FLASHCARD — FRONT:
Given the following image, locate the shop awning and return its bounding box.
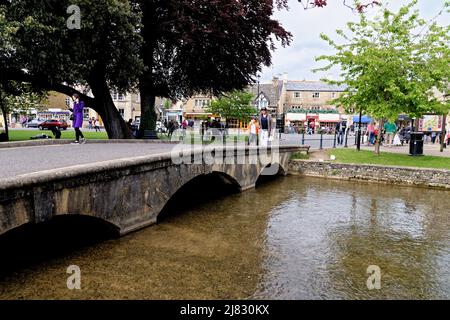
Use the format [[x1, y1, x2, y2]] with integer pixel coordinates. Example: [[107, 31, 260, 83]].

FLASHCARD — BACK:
[[353, 115, 373, 123]]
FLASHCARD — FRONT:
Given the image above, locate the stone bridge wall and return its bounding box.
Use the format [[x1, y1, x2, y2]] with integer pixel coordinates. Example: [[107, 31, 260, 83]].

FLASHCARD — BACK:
[[0, 145, 301, 236]]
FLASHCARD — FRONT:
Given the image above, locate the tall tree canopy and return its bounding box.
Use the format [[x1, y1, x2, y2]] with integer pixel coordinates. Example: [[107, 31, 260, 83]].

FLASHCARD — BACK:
[[315, 0, 450, 153], [1, 0, 143, 138], [206, 90, 257, 123], [136, 0, 292, 135], [1, 0, 291, 138]]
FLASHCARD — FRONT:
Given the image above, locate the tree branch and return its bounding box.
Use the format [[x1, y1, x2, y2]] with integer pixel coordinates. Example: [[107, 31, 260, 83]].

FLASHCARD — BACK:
[[1, 69, 95, 108]]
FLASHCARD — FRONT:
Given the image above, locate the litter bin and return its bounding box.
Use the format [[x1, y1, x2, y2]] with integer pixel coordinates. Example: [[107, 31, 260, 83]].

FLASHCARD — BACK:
[[409, 132, 424, 156]]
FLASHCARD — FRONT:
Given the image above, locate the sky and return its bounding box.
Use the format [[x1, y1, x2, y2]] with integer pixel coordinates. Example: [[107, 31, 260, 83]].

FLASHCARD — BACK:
[[260, 0, 449, 83]]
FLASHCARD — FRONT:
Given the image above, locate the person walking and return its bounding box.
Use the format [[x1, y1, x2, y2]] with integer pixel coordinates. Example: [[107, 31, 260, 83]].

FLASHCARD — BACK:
[[94, 119, 101, 132], [383, 121, 397, 147], [259, 107, 272, 147], [69, 93, 86, 144], [367, 122, 375, 145], [88, 118, 93, 130], [336, 121, 345, 146], [248, 117, 259, 146]]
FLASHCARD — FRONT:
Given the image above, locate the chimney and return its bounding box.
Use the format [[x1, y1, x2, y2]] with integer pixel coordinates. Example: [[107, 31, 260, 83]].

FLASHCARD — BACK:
[[282, 72, 288, 83], [272, 76, 279, 88]]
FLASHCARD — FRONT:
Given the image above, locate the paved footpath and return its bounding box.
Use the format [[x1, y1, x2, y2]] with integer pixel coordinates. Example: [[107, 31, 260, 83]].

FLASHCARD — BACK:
[[0, 143, 178, 180]]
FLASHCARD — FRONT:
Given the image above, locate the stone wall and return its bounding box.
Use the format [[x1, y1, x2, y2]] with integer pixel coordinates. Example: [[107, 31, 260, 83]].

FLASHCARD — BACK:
[[289, 160, 450, 190], [0, 145, 300, 237]]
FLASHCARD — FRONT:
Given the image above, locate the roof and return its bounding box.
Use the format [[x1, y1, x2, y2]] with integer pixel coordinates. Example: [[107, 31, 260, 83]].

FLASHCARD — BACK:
[[285, 81, 347, 92], [247, 82, 283, 107]]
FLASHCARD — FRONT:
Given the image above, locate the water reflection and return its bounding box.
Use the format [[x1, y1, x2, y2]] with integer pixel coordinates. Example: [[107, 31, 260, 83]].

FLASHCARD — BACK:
[[0, 177, 449, 300], [252, 178, 450, 300]]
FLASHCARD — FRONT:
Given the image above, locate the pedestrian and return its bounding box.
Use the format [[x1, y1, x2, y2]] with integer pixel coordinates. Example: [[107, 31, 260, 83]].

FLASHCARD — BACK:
[[88, 118, 93, 130], [383, 121, 397, 147], [431, 132, 437, 144], [367, 122, 375, 145], [259, 107, 272, 147], [94, 119, 101, 132], [69, 93, 86, 144], [399, 125, 406, 146], [336, 121, 345, 145], [181, 118, 188, 137], [248, 117, 259, 146]]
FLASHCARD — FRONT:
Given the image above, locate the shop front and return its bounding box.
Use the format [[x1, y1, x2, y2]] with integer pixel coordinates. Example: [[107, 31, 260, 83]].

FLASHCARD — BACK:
[[164, 109, 184, 123], [319, 113, 341, 133], [285, 112, 307, 133]]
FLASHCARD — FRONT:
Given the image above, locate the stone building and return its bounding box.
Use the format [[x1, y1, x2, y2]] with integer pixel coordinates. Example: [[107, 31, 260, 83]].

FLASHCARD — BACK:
[[182, 94, 214, 122], [282, 81, 347, 132], [248, 76, 284, 114]]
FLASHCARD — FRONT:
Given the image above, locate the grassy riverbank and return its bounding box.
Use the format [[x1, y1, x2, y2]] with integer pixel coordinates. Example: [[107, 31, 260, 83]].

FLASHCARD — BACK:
[[5, 130, 109, 141], [327, 149, 450, 170]]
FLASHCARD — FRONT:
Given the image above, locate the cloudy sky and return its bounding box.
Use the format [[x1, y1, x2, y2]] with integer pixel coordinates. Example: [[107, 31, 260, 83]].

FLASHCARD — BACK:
[[260, 0, 448, 83]]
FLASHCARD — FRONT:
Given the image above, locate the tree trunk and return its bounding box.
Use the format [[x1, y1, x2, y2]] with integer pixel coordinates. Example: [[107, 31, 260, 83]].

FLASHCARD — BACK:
[[441, 114, 447, 153], [3, 68, 131, 139], [88, 75, 133, 139], [138, 1, 158, 137], [374, 119, 384, 155], [138, 82, 157, 137], [0, 104, 9, 142]]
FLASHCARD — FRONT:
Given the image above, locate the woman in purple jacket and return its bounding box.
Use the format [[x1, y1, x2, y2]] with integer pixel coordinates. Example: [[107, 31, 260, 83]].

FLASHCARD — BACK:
[[69, 93, 86, 144]]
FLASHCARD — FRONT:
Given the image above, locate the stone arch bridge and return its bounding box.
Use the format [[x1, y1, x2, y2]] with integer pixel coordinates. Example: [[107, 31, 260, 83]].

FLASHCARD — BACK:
[[0, 144, 304, 237]]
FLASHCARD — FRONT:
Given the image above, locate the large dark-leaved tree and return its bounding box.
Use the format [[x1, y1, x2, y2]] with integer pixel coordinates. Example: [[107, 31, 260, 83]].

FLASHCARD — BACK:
[[1, 0, 142, 139], [136, 0, 292, 136]]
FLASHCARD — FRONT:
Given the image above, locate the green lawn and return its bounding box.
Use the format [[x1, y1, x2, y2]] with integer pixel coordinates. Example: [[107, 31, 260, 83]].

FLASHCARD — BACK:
[[291, 152, 310, 160], [327, 149, 450, 170], [7, 130, 109, 141], [4, 130, 247, 143]]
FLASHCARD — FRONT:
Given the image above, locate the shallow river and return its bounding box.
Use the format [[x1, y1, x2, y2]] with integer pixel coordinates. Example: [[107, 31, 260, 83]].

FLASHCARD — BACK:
[[0, 176, 449, 299]]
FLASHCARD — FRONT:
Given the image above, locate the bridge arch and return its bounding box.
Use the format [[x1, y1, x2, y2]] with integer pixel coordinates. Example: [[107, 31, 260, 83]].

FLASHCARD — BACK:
[[0, 214, 120, 275], [0, 145, 303, 237], [255, 162, 288, 188], [157, 171, 242, 222]]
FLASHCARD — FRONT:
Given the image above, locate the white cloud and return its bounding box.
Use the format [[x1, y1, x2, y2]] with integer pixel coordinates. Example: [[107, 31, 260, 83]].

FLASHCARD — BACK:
[[261, 0, 448, 82]]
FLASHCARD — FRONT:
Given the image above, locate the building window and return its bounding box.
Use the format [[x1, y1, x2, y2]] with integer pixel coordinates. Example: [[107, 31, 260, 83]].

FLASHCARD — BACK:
[[195, 99, 209, 108], [294, 92, 301, 98], [119, 108, 125, 118], [83, 108, 90, 119], [313, 92, 320, 99], [331, 92, 336, 99], [65, 97, 71, 107], [257, 97, 268, 110], [112, 92, 125, 101]]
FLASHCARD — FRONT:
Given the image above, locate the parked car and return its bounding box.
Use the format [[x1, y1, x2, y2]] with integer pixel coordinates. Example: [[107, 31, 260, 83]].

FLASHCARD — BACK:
[[26, 119, 42, 128], [38, 119, 69, 130]]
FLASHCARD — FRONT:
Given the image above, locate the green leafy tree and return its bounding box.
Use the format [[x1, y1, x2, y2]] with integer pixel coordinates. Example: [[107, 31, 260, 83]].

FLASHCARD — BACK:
[[0, 81, 47, 141], [315, 0, 450, 154], [206, 90, 257, 124], [135, 0, 291, 136], [1, 0, 143, 139]]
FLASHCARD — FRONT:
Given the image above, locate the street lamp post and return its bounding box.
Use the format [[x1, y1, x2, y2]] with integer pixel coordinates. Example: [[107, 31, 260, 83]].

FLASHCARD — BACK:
[[357, 109, 363, 151]]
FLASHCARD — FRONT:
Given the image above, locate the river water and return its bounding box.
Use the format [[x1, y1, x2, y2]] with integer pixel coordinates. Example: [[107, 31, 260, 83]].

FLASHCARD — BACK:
[[0, 176, 449, 300]]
